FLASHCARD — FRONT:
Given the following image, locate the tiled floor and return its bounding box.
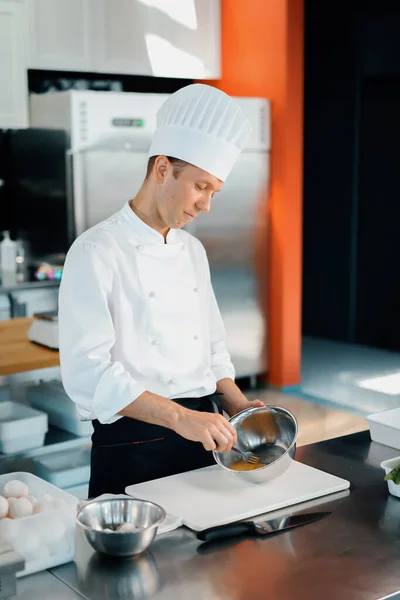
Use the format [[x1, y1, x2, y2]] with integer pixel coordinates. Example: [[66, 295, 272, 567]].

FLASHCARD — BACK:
[[247, 335, 400, 448], [246, 388, 368, 447], [247, 335, 400, 446], [300, 336, 400, 416]]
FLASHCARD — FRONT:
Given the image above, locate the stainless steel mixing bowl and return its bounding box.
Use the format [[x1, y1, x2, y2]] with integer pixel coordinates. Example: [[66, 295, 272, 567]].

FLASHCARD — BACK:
[[76, 498, 166, 557], [213, 405, 298, 483]]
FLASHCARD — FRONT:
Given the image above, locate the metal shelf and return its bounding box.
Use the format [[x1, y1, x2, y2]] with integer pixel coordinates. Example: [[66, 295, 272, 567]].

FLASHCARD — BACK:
[[0, 426, 91, 475], [0, 280, 60, 294]]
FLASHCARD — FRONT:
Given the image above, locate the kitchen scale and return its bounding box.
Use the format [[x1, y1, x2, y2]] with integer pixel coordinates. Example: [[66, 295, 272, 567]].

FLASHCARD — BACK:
[[28, 311, 59, 350]]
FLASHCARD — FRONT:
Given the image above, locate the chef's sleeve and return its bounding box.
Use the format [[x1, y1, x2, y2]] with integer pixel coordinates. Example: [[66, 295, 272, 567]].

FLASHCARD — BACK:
[[58, 241, 146, 424], [203, 252, 236, 382]]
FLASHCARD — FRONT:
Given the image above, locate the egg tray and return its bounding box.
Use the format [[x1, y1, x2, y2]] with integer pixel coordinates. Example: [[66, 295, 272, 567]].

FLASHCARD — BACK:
[[0, 472, 78, 578]]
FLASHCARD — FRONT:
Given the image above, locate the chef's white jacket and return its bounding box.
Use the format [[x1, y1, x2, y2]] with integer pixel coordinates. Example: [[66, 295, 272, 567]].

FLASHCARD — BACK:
[[58, 201, 235, 424]]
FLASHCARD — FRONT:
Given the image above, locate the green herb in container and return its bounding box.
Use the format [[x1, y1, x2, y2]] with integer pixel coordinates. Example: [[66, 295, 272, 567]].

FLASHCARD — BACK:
[[384, 465, 400, 485], [381, 457, 400, 498]]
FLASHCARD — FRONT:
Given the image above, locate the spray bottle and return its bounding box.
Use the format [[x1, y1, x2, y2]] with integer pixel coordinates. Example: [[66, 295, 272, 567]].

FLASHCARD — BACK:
[[0, 231, 17, 286]]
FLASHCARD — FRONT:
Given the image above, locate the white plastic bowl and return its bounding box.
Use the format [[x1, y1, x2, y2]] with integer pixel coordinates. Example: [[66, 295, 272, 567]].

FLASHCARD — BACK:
[[381, 456, 400, 498]]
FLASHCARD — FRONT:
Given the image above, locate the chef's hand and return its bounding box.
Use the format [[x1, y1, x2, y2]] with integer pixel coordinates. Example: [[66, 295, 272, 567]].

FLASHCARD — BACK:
[[215, 379, 265, 417], [228, 399, 264, 417], [173, 409, 238, 452]]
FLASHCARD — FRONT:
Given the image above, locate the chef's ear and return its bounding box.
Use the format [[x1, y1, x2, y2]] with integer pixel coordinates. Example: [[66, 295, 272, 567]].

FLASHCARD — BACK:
[[153, 156, 170, 182]]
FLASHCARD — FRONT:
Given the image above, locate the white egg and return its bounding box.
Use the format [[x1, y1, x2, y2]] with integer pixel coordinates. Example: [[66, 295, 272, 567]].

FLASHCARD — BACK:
[[24, 494, 37, 505], [14, 531, 40, 560], [61, 510, 75, 529], [45, 497, 69, 512], [32, 502, 45, 514], [6, 498, 17, 517], [40, 519, 67, 544], [47, 537, 71, 556], [117, 522, 143, 533], [9, 497, 33, 519], [0, 518, 19, 542], [3, 480, 29, 499], [0, 496, 9, 519], [39, 521, 53, 544]]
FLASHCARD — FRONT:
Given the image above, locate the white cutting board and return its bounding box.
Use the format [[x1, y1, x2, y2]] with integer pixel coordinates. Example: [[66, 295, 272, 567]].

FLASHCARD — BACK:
[[126, 460, 350, 531]]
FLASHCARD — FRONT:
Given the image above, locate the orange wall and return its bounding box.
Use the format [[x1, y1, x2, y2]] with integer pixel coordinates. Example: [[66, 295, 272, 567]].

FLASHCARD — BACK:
[[201, 0, 304, 386]]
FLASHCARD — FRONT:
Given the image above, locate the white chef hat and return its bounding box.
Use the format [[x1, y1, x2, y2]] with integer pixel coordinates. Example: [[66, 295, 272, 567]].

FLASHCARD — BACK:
[[148, 83, 252, 182]]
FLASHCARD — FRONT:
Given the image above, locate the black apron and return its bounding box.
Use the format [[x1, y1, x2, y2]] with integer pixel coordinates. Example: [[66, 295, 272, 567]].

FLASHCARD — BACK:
[[88, 394, 221, 498]]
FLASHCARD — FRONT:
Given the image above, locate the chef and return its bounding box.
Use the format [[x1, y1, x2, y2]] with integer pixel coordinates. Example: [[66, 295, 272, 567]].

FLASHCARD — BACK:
[[58, 84, 264, 498]]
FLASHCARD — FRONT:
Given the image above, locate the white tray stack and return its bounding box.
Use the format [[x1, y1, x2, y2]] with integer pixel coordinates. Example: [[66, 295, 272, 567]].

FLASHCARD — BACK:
[[0, 472, 78, 577], [33, 447, 91, 498], [0, 402, 48, 454], [27, 380, 93, 437], [0, 384, 11, 402], [367, 407, 400, 450]]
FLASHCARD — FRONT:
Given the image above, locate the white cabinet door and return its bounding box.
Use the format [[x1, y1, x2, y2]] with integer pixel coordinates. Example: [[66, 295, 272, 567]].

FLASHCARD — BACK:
[[27, 0, 93, 71], [0, 1, 28, 128], [93, 0, 220, 79]]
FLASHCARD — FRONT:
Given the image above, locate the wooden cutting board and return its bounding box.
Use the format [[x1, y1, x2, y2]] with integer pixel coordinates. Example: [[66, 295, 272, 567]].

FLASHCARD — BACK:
[[126, 460, 350, 531], [0, 318, 59, 375]]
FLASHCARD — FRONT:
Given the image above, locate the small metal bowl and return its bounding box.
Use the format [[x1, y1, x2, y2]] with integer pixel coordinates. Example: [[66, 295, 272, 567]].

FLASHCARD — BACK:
[[213, 405, 298, 484], [76, 498, 166, 557]]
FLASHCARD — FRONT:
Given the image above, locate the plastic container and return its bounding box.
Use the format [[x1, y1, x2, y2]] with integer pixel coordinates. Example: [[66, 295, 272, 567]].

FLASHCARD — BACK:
[[27, 380, 93, 437], [367, 407, 400, 451], [381, 456, 400, 499], [0, 384, 11, 403], [33, 447, 91, 489], [0, 472, 78, 577], [65, 482, 89, 500], [0, 402, 48, 454], [0, 230, 17, 286]]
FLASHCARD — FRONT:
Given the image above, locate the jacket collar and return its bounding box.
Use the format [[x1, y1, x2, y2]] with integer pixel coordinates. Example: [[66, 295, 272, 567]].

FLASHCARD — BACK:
[[120, 201, 179, 245]]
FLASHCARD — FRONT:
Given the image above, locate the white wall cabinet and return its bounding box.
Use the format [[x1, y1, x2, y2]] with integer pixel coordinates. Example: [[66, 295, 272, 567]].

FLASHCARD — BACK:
[[0, 0, 28, 128], [27, 0, 220, 79], [92, 0, 221, 79], [1, 0, 220, 128], [26, 0, 93, 71]]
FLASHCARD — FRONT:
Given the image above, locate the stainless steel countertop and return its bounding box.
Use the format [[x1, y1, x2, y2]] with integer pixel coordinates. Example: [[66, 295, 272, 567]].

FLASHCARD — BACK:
[[8, 570, 83, 600], [10, 431, 400, 600]]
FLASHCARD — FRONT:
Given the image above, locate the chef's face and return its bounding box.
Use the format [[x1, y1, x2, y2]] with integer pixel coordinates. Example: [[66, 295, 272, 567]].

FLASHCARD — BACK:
[[153, 156, 223, 229]]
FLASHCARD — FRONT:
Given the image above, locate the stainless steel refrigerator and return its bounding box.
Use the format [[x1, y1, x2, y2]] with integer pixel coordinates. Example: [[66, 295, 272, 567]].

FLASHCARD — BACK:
[[30, 90, 270, 378]]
